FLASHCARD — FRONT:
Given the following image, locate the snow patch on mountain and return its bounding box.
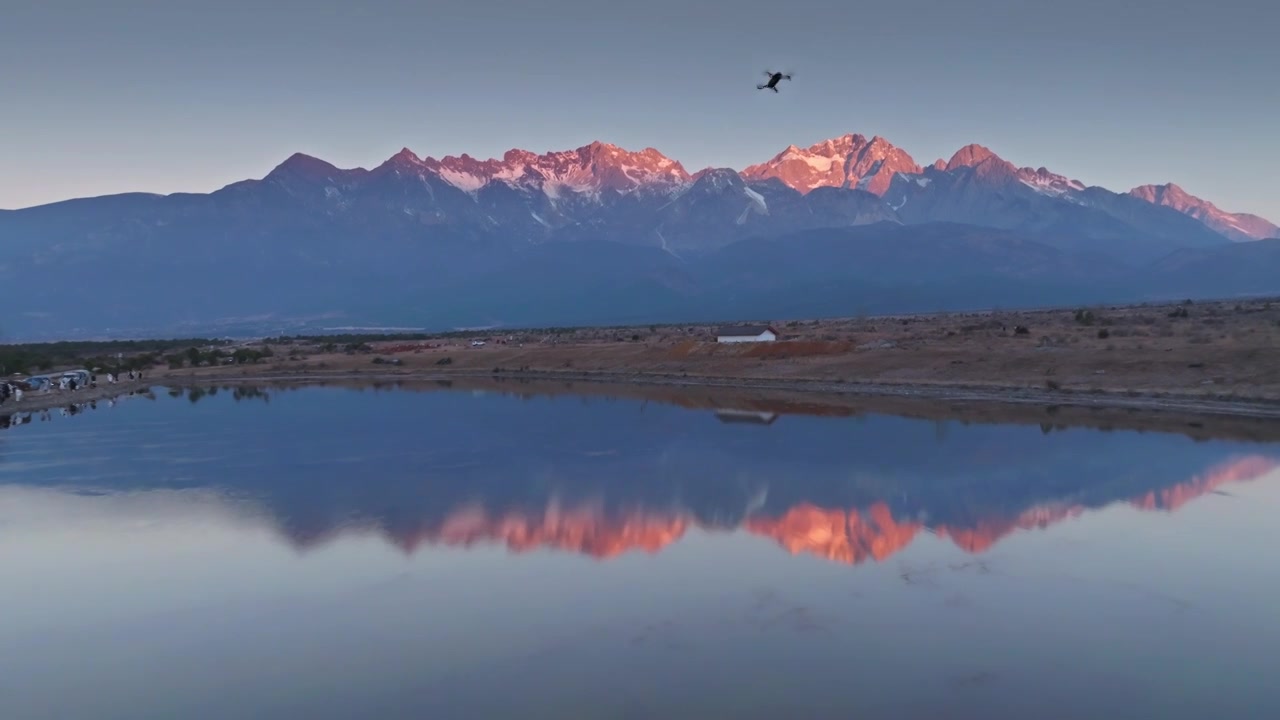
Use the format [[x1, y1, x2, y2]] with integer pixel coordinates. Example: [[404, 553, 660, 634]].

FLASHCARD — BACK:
[[743, 186, 768, 213], [1019, 167, 1086, 198], [437, 168, 485, 193]]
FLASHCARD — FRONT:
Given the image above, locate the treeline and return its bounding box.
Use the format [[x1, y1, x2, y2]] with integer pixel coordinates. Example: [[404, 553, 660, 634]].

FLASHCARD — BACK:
[[266, 326, 596, 345], [162, 346, 275, 370], [0, 337, 235, 376], [266, 332, 435, 345]]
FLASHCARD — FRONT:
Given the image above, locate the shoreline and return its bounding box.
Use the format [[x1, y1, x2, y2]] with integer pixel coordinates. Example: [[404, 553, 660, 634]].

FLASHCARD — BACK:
[[7, 369, 1280, 443], [8, 366, 1276, 420], [1, 381, 156, 415], [6, 296, 1280, 424], [162, 368, 1280, 418]]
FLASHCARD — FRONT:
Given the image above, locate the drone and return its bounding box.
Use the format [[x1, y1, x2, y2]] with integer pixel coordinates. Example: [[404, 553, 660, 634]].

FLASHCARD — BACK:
[[757, 70, 793, 93]]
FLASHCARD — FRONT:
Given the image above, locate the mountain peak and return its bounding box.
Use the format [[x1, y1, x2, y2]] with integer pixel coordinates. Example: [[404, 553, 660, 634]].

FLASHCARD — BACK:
[[1129, 183, 1279, 241], [580, 140, 617, 156], [388, 147, 422, 165], [946, 144, 999, 170], [811, 133, 865, 154], [265, 153, 346, 184], [501, 148, 538, 165], [410, 141, 690, 195], [692, 167, 741, 186], [741, 132, 920, 196], [1130, 183, 1188, 203]]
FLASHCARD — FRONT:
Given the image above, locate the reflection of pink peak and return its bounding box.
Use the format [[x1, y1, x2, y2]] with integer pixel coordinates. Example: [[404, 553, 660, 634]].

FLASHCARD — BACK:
[[745, 502, 922, 564], [931, 455, 1278, 555], [393, 501, 690, 559], [934, 505, 1088, 553], [273, 456, 1278, 564], [1130, 455, 1278, 512], [745, 455, 1275, 563], [287, 527, 343, 550]]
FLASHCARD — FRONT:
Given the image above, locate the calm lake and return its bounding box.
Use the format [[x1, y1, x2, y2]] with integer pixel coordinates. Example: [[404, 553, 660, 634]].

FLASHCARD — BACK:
[[2, 384, 1279, 719]]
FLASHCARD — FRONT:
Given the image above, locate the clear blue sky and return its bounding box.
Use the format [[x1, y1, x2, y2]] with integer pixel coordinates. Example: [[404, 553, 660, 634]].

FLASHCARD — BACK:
[[2, 0, 1276, 219]]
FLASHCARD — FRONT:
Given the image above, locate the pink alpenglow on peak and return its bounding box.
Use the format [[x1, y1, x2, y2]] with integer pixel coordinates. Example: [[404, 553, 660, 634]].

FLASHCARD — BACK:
[[251, 132, 1271, 245], [939, 144, 1086, 197], [385, 142, 692, 196], [740, 133, 922, 196], [944, 144, 1002, 171], [1129, 183, 1279, 242]]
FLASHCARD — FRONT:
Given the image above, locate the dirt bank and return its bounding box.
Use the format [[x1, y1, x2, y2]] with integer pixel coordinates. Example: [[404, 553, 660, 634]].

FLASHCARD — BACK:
[[1, 380, 154, 414], [8, 296, 1280, 421]]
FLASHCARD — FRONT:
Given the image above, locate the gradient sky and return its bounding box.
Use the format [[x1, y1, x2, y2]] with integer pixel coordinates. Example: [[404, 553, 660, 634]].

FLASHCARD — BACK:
[[2, 0, 1276, 219]]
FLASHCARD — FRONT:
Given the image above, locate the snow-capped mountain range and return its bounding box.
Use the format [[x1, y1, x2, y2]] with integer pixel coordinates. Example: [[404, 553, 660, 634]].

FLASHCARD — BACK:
[[231, 131, 1272, 244], [1, 131, 1276, 338]]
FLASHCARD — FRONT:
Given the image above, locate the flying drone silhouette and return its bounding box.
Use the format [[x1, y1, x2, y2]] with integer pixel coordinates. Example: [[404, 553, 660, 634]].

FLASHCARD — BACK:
[[757, 70, 793, 92]]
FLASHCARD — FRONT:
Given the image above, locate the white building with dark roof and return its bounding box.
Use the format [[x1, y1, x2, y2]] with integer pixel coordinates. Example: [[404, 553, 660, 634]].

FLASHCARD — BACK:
[[715, 325, 778, 343]]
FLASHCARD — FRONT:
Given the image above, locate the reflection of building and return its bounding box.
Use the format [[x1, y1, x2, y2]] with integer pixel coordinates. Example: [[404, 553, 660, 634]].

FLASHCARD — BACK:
[[715, 325, 778, 343], [714, 409, 779, 425]]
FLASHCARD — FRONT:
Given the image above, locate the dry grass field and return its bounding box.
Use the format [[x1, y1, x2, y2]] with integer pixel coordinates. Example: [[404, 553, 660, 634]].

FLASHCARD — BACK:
[[11, 297, 1279, 420], [159, 296, 1280, 404]]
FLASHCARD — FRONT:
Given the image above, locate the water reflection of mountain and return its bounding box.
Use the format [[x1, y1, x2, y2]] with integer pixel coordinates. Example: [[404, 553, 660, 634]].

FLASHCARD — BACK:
[[279, 454, 1277, 564], [3, 385, 1278, 565]]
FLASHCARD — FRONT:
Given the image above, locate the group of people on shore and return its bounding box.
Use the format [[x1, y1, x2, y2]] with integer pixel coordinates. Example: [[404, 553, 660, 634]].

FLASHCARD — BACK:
[[106, 370, 145, 384], [0, 382, 24, 404], [1, 368, 145, 406]]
